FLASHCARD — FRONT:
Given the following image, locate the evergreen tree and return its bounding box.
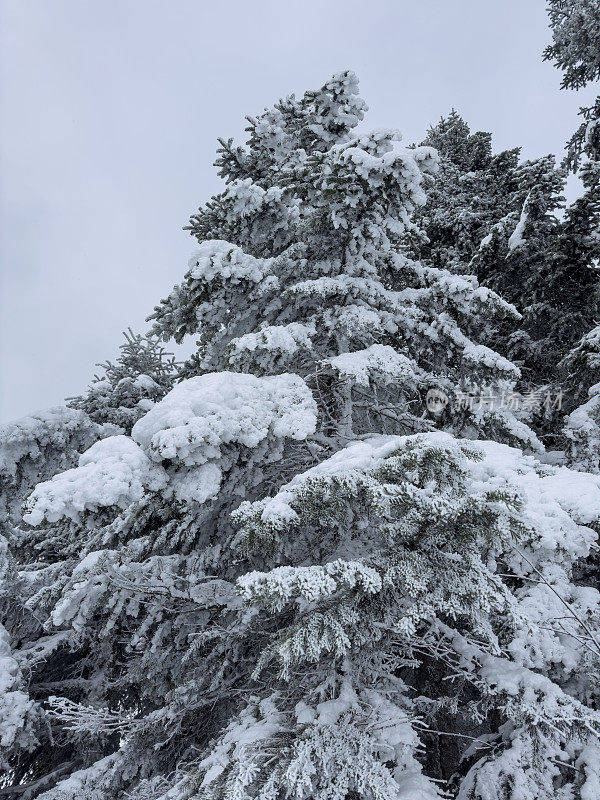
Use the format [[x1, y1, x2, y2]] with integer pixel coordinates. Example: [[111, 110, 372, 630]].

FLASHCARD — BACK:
[[561, 316, 600, 473], [2, 72, 600, 800], [544, 0, 600, 460], [417, 112, 520, 273], [470, 155, 577, 380], [153, 97, 535, 449], [544, 0, 600, 169], [470, 155, 600, 444], [68, 329, 177, 434]]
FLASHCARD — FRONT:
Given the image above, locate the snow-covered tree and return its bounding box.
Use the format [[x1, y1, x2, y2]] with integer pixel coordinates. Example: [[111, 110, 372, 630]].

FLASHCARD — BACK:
[[543, 1, 600, 459], [68, 328, 177, 434], [544, 0, 600, 168], [469, 155, 600, 442], [152, 80, 535, 449], [561, 320, 600, 473], [0, 407, 103, 532], [417, 111, 520, 273], [471, 155, 571, 377], [2, 71, 600, 800], [18, 430, 600, 800]]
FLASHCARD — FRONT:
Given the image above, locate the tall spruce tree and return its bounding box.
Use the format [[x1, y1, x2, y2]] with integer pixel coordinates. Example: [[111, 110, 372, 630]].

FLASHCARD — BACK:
[[1, 72, 600, 800], [416, 112, 520, 274], [544, 0, 600, 169]]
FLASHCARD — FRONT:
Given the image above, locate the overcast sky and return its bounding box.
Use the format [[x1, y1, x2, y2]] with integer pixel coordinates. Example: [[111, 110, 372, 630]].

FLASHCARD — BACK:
[[0, 0, 594, 422]]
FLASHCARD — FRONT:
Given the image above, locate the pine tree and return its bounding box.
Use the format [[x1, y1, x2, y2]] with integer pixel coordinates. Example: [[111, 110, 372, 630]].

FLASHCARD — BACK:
[[544, 0, 600, 461], [416, 112, 520, 273], [2, 73, 600, 800], [544, 0, 600, 169], [68, 329, 177, 434]]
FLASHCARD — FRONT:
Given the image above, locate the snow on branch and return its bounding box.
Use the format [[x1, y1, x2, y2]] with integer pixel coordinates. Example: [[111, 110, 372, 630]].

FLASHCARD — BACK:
[[131, 371, 317, 466], [23, 436, 167, 525], [238, 560, 382, 611]]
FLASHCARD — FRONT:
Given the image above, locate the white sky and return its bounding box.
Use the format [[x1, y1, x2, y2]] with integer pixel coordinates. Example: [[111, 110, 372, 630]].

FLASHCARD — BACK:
[[0, 0, 594, 422]]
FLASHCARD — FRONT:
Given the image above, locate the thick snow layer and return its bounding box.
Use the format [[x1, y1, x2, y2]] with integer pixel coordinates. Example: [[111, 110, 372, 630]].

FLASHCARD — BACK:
[[0, 406, 98, 477], [132, 372, 317, 466], [322, 344, 421, 387], [471, 438, 600, 548], [22, 374, 317, 523], [169, 463, 224, 505], [188, 240, 271, 284], [23, 436, 167, 525]]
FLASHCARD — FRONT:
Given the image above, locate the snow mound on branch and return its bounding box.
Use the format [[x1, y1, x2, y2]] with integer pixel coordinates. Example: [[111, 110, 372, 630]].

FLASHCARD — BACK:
[[0, 406, 98, 476], [132, 372, 317, 466], [322, 344, 422, 386], [169, 463, 224, 505], [188, 240, 271, 284], [22, 374, 317, 523], [229, 322, 316, 360], [23, 436, 167, 525], [469, 439, 600, 552]]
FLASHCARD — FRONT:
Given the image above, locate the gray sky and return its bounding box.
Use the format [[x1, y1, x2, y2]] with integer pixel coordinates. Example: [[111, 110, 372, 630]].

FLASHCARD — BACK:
[[0, 0, 594, 422]]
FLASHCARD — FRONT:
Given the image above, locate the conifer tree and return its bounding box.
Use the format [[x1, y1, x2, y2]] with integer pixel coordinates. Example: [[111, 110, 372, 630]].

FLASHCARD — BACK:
[[470, 155, 578, 381], [68, 329, 177, 434], [544, 0, 600, 461], [417, 112, 520, 273], [153, 87, 534, 448], [561, 321, 600, 472], [2, 72, 600, 800], [544, 0, 600, 169]]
